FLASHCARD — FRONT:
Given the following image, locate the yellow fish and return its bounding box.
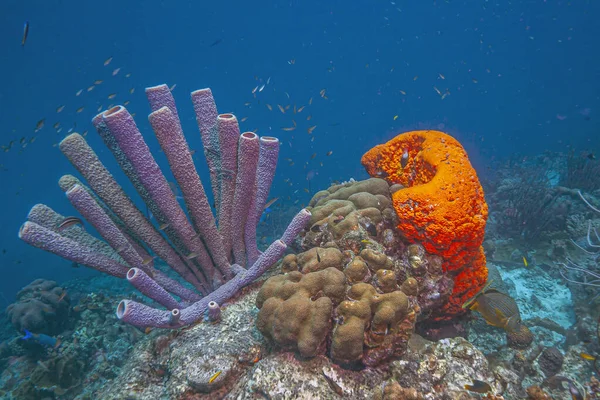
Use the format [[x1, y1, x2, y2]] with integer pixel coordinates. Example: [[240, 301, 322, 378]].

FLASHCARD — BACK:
[[208, 370, 221, 384], [463, 280, 522, 333], [522, 256, 528, 267]]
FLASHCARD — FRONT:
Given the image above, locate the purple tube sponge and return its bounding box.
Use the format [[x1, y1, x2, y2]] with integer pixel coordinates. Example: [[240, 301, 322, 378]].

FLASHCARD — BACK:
[[19, 83, 311, 330], [231, 132, 260, 266], [207, 301, 221, 322], [126, 268, 181, 310], [245, 136, 280, 265]]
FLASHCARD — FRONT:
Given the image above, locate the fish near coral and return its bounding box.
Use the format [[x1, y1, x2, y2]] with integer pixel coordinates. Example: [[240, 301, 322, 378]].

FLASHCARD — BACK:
[[21, 330, 61, 348], [463, 288, 522, 333]]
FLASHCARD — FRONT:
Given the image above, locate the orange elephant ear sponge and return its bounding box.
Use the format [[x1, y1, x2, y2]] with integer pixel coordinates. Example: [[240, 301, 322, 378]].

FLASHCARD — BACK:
[[361, 130, 488, 319]]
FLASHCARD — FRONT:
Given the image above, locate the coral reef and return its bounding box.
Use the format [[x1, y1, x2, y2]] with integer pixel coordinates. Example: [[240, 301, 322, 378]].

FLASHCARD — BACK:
[[256, 177, 462, 366], [18, 84, 310, 329], [0, 289, 141, 399], [361, 130, 488, 319], [86, 282, 517, 400], [6, 279, 70, 335]]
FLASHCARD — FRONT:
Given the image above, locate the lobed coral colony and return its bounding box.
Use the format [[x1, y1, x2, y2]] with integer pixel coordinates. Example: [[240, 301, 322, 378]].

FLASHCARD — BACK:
[[18, 84, 310, 329]]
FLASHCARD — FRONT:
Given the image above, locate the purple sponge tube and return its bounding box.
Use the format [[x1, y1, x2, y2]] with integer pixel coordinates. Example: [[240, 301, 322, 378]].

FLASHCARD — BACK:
[[117, 238, 287, 328], [19, 221, 129, 278], [245, 136, 280, 265], [116, 208, 312, 328], [126, 268, 182, 310], [231, 132, 260, 266]]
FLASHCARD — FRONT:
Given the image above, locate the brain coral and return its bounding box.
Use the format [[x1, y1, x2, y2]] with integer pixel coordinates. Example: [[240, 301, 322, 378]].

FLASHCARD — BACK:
[[361, 130, 488, 319]]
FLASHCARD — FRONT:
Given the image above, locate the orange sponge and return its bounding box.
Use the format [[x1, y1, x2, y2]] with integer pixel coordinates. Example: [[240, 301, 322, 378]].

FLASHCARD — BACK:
[[361, 130, 488, 319]]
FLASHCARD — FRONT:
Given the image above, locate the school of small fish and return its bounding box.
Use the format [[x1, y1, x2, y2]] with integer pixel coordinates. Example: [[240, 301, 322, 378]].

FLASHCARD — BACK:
[[1, 55, 137, 155]]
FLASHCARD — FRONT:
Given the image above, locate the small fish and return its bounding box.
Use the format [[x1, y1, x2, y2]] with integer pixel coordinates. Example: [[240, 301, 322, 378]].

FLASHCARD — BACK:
[[76, 106, 84, 113], [104, 56, 113, 66], [71, 262, 79, 269], [266, 104, 273, 111], [169, 84, 176, 91], [252, 85, 258, 94], [112, 67, 121, 76], [56, 105, 65, 113], [97, 105, 103, 112], [87, 85, 95, 92], [569, 381, 584, 400], [258, 84, 265, 92], [307, 115, 312, 121], [399, 90, 406, 95], [319, 89, 326, 97], [326, 151, 333, 156], [186, 252, 198, 260], [277, 104, 285, 114], [393, 115, 398, 121], [22, 330, 61, 348], [108, 93, 116, 100], [141, 256, 154, 266], [322, 370, 343, 396], [433, 86, 442, 96], [580, 352, 596, 361], [332, 215, 345, 225], [282, 126, 296, 132], [316, 250, 321, 263], [400, 149, 409, 168], [21, 21, 30, 47], [241, 117, 248, 122], [413, 75, 418, 81], [57, 291, 67, 302], [307, 125, 317, 134], [129, 88, 135, 94], [34, 119, 45, 132], [310, 153, 317, 160], [472, 78, 478, 84], [297, 105, 305, 113], [158, 223, 169, 230], [124, 100, 130, 106], [439, 73, 445, 80], [209, 38, 223, 47], [125, 73, 131, 78], [94, 79, 103, 85], [76, 89, 83, 96], [264, 197, 279, 209], [288, 59, 295, 65], [208, 370, 222, 384], [308, 97, 313, 105], [57, 216, 84, 231], [522, 256, 528, 267], [19, 137, 26, 145], [464, 379, 492, 394], [82, 130, 88, 137]]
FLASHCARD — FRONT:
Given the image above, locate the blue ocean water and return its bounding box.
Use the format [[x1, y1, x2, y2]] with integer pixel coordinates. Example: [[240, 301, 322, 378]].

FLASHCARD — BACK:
[[0, 0, 598, 379], [2, 0, 598, 302]]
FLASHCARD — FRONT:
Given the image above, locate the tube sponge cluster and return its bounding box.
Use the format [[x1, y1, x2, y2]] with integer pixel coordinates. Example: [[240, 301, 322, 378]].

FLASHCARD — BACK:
[[361, 130, 488, 319], [18, 84, 310, 329]]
